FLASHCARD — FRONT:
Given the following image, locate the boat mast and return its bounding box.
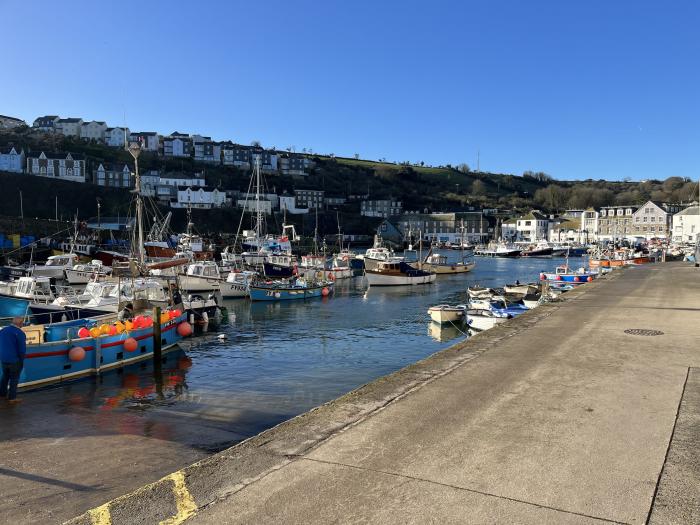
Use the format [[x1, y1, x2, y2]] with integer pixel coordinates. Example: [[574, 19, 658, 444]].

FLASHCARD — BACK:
[[254, 156, 263, 251], [128, 140, 145, 266]]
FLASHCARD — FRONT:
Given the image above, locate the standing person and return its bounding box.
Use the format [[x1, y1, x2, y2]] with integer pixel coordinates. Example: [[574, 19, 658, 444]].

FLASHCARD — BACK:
[[0, 316, 27, 404]]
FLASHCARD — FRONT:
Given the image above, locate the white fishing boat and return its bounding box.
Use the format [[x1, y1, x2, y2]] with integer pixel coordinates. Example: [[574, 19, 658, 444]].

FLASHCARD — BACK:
[[365, 261, 436, 286], [31, 253, 80, 279], [427, 304, 467, 324], [178, 261, 222, 292], [503, 282, 539, 295], [220, 271, 255, 298], [65, 260, 112, 284], [358, 236, 403, 271]]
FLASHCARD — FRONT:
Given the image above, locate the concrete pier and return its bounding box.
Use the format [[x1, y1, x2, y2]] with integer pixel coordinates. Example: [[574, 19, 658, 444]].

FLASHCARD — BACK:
[[66, 262, 700, 524]]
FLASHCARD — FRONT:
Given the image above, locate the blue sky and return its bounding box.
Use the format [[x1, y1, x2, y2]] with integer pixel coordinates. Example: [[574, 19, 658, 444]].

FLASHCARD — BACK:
[[3, 0, 699, 181]]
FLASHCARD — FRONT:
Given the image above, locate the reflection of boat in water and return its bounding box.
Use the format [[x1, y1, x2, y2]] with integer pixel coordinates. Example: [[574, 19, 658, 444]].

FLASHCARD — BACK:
[[427, 322, 463, 342]]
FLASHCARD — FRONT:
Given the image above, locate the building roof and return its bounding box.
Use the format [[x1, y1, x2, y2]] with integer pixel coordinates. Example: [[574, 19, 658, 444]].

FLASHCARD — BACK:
[[56, 118, 82, 123], [675, 206, 699, 216], [131, 131, 158, 136], [554, 218, 581, 229], [160, 171, 204, 180], [0, 115, 25, 122], [0, 146, 24, 154], [177, 185, 218, 192], [96, 162, 130, 171], [518, 210, 547, 220], [82, 121, 106, 126], [27, 151, 85, 160]]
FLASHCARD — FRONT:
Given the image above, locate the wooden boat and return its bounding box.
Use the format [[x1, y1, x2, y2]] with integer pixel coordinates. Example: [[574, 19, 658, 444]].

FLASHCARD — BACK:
[[503, 282, 539, 295], [221, 271, 255, 298], [428, 304, 466, 324], [412, 254, 475, 274], [262, 253, 297, 278], [466, 309, 510, 331], [365, 261, 436, 286]]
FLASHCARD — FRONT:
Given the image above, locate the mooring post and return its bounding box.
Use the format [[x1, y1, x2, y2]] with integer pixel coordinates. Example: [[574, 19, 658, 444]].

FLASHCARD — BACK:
[[153, 306, 163, 389]]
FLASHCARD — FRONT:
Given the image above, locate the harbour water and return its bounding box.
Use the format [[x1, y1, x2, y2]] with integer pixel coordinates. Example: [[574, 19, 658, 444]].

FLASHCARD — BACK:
[[10, 255, 577, 451]]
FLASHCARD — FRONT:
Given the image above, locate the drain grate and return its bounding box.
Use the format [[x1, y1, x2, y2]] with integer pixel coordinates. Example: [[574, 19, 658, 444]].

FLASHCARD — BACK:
[[624, 328, 664, 337]]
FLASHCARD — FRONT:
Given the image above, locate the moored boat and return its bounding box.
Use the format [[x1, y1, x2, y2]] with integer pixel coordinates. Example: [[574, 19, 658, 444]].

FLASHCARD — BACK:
[[427, 304, 466, 324], [365, 261, 436, 286], [249, 277, 333, 301]]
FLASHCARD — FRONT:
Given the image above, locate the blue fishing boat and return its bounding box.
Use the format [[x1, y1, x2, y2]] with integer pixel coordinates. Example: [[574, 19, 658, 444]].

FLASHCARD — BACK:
[[540, 265, 596, 287], [249, 278, 333, 301], [16, 312, 191, 390]]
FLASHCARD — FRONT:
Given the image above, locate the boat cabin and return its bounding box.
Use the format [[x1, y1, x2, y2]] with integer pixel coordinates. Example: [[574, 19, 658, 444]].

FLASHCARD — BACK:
[[44, 253, 79, 267], [186, 261, 220, 278], [14, 276, 54, 301]]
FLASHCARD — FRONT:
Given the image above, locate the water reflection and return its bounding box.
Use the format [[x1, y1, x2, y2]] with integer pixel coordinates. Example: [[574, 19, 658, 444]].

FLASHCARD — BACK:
[[427, 322, 465, 343]]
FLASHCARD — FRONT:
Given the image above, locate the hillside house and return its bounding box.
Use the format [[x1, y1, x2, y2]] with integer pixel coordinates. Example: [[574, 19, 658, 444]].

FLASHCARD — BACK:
[[26, 152, 86, 183]]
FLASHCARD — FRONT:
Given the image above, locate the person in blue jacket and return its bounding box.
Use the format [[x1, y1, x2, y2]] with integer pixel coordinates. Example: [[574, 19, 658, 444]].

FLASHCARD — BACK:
[[0, 316, 27, 403]]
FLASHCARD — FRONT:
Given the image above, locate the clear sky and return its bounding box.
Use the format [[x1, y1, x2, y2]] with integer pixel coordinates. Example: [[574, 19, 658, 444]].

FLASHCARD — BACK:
[[3, 0, 699, 181]]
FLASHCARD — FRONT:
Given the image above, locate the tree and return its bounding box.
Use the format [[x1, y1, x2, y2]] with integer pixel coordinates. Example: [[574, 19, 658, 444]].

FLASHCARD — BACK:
[[534, 184, 568, 211], [354, 153, 360, 160], [250, 140, 261, 148], [472, 179, 486, 196], [457, 163, 470, 173]]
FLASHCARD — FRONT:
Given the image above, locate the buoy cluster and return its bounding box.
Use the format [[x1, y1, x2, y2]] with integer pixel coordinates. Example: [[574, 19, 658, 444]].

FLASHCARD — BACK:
[[68, 309, 191, 362]]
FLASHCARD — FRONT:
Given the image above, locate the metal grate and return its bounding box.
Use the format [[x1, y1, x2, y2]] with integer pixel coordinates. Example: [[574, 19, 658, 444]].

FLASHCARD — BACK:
[[624, 328, 664, 337]]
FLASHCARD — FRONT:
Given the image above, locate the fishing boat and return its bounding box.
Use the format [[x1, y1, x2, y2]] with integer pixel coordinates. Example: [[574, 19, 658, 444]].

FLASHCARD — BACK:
[[427, 304, 467, 324], [65, 260, 112, 284], [31, 253, 80, 279], [467, 285, 498, 299], [358, 236, 403, 271], [412, 253, 475, 274], [178, 261, 222, 292], [249, 277, 333, 301], [262, 253, 297, 278], [15, 310, 191, 390], [365, 261, 436, 286], [540, 265, 596, 287], [220, 270, 255, 298], [475, 242, 521, 258], [503, 282, 539, 295], [520, 241, 553, 257]]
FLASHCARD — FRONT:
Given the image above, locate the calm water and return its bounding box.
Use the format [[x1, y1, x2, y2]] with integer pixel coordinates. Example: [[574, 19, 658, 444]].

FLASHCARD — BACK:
[[14, 254, 577, 450]]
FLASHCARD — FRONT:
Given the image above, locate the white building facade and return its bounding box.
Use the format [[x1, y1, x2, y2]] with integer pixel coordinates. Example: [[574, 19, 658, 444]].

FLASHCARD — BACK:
[[671, 206, 699, 243], [26, 152, 86, 183], [105, 127, 130, 147], [0, 147, 25, 173], [55, 118, 84, 137], [80, 121, 107, 141], [173, 186, 226, 209]]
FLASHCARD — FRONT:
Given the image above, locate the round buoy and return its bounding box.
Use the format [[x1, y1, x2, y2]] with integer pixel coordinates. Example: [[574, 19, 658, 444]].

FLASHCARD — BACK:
[[143, 316, 154, 328], [89, 327, 101, 338], [274, 292, 281, 299], [99, 324, 111, 335], [556, 275, 563, 281], [177, 322, 193, 337], [108, 324, 118, 336], [540, 273, 547, 281], [321, 287, 330, 296], [133, 316, 145, 329], [115, 321, 125, 334], [123, 337, 138, 352], [587, 276, 593, 282], [77, 327, 90, 338], [124, 320, 133, 332], [574, 276, 581, 282], [69, 346, 86, 362], [160, 313, 170, 324]]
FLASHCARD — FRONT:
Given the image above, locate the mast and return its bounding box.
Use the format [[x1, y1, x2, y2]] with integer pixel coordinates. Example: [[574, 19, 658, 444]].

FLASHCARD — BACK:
[[128, 140, 145, 266], [254, 156, 263, 250]]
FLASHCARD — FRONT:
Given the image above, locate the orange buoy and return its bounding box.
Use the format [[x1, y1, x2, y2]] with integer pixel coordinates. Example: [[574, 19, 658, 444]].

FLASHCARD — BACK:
[[77, 327, 90, 338], [321, 287, 330, 296], [587, 276, 593, 282], [160, 313, 170, 324], [115, 321, 125, 334], [99, 324, 111, 335], [108, 324, 118, 336], [177, 322, 193, 337], [123, 337, 138, 352], [89, 327, 101, 338], [124, 320, 133, 332], [69, 346, 86, 362]]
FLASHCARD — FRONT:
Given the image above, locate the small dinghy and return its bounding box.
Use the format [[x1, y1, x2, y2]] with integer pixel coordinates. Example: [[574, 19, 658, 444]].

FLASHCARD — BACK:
[[466, 309, 510, 331], [427, 304, 467, 324]]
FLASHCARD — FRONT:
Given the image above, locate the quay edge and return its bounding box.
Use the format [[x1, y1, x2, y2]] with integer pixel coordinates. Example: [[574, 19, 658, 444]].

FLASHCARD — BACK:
[[64, 270, 617, 525]]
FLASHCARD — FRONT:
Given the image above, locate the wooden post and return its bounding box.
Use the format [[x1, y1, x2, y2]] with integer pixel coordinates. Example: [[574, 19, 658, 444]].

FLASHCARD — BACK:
[[152, 306, 162, 381]]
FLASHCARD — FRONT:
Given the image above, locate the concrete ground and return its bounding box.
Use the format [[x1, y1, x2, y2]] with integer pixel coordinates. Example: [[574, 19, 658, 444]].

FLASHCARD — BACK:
[[66, 262, 700, 525]]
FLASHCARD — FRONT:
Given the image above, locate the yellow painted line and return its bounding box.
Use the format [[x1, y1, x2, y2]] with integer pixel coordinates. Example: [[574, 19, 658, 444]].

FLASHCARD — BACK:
[[159, 471, 198, 525], [88, 503, 112, 525]]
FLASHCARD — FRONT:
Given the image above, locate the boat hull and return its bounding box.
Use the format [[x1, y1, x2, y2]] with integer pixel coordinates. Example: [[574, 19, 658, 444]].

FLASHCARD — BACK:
[[428, 307, 464, 324], [366, 272, 436, 286], [466, 313, 507, 331], [414, 261, 475, 274], [178, 274, 221, 292], [263, 262, 295, 278], [249, 284, 332, 301]]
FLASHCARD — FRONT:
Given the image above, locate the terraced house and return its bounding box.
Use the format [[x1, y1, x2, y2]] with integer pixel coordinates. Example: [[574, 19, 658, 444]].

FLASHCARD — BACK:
[[630, 200, 683, 240], [26, 152, 86, 182], [596, 205, 638, 241]]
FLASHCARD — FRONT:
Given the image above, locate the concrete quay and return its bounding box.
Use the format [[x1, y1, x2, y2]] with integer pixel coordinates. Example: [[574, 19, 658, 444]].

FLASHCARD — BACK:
[[68, 263, 700, 525]]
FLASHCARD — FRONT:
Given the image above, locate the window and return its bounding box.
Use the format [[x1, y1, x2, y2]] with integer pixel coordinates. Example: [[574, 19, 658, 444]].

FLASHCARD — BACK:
[[643, 217, 647, 222], [650, 216, 655, 222]]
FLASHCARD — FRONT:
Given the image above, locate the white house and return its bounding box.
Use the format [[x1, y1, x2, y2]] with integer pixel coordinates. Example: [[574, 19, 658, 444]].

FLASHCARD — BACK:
[[548, 218, 589, 244], [0, 115, 26, 129], [237, 199, 273, 214], [279, 195, 309, 214], [94, 163, 132, 188], [515, 211, 552, 242], [80, 121, 107, 141], [163, 133, 192, 157], [582, 208, 599, 242], [672, 206, 699, 244], [159, 171, 205, 188], [172, 186, 226, 209], [105, 127, 130, 147], [33, 115, 59, 131], [26, 152, 86, 183], [140, 170, 160, 197], [501, 219, 517, 241], [360, 199, 402, 218], [0, 147, 25, 173], [129, 131, 160, 151], [55, 118, 84, 137], [193, 137, 221, 163]]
